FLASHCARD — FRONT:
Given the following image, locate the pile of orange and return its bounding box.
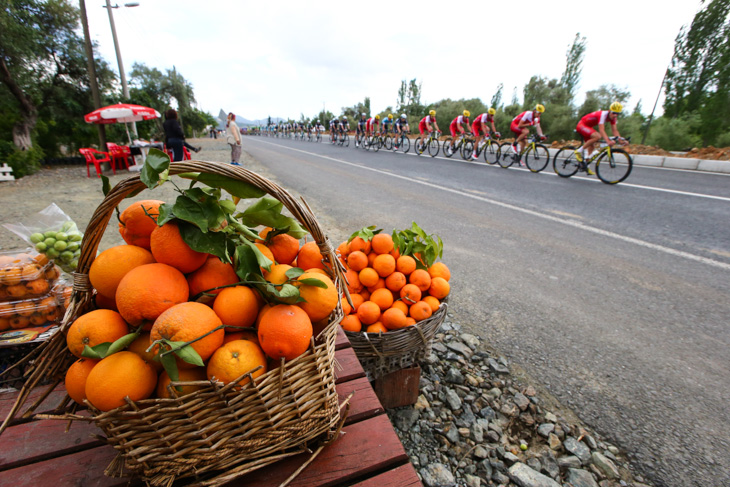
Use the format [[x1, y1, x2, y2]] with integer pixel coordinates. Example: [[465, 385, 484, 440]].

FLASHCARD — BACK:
[[335, 232, 450, 334], [66, 201, 340, 412]]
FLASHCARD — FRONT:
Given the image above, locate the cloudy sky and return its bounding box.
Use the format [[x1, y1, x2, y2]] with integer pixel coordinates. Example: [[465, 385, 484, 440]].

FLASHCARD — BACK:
[[85, 0, 702, 122]]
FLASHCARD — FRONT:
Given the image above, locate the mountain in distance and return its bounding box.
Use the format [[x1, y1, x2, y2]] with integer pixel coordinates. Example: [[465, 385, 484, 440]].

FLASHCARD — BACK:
[[217, 110, 284, 127]]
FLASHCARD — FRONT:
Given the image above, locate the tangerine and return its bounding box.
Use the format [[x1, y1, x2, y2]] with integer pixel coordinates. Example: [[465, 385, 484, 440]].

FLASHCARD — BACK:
[[366, 322, 388, 333], [409, 269, 432, 292], [156, 367, 208, 398], [396, 255, 417, 275], [264, 263, 293, 285], [66, 309, 129, 358], [85, 351, 157, 411], [347, 251, 368, 272], [150, 221, 208, 274], [409, 301, 433, 321], [89, 245, 155, 299], [207, 339, 267, 387], [371, 233, 394, 255], [118, 200, 164, 249], [296, 241, 324, 270], [382, 307, 408, 330], [257, 304, 313, 361], [150, 302, 224, 367], [187, 255, 239, 298], [213, 286, 260, 329], [65, 357, 99, 405], [385, 271, 406, 292], [428, 262, 451, 281], [428, 277, 450, 299], [348, 236, 371, 254], [356, 301, 381, 325], [340, 314, 362, 332], [116, 263, 189, 326], [372, 254, 396, 277], [370, 288, 394, 311], [296, 271, 338, 322], [259, 228, 300, 265], [399, 283, 422, 305], [127, 332, 163, 372]]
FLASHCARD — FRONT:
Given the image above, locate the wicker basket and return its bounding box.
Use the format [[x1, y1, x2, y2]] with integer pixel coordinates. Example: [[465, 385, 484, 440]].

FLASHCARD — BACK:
[[0, 162, 346, 486], [345, 301, 447, 380]]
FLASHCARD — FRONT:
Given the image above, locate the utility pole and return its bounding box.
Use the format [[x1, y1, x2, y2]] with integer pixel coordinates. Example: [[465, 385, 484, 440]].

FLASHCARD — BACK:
[[79, 0, 107, 150], [642, 67, 669, 146], [104, 1, 139, 136]]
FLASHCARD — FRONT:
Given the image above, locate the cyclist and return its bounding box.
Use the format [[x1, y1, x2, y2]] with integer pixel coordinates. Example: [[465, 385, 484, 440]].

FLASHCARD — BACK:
[[382, 113, 394, 138], [339, 116, 350, 139], [418, 110, 440, 146], [447, 110, 472, 154], [329, 117, 340, 143], [356, 113, 368, 147], [575, 102, 627, 175], [394, 113, 409, 149], [365, 114, 380, 138], [471, 108, 500, 160], [510, 104, 546, 166]]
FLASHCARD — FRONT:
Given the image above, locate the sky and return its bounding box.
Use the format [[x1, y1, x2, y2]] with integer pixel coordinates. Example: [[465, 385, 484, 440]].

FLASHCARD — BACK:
[[84, 0, 703, 123]]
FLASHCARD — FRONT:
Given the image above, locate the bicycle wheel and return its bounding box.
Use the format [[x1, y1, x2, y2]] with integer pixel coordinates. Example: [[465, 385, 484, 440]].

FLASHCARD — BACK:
[[415, 137, 425, 155], [372, 136, 380, 152], [596, 148, 632, 184], [484, 142, 499, 165], [462, 140, 474, 160], [400, 136, 411, 153], [498, 142, 515, 168], [552, 146, 580, 177], [428, 137, 440, 157], [442, 137, 454, 158], [343, 133, 350, 147], [384, 136, 393, 151], [524, 144, 550, 173]]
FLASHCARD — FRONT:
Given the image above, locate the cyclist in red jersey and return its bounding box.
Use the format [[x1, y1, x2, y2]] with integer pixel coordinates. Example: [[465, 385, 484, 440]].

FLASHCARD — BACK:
[[510, 104, 546, 166], [471, 108, 499, 160], [575, 102, 627, 174], [447, 110, 472, 154], [365, 115, 380, 139], [419, 110, 440, 138]]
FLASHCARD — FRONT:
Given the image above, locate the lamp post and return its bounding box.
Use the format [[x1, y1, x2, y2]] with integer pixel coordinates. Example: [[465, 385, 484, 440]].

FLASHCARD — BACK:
[[103, 1, 139, 135]]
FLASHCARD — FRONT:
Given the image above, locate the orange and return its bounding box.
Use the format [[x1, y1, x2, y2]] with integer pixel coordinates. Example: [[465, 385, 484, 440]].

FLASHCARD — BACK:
[[296, 272, 338, 322], [385, 272, 406, 292], [156, 367, 208, 398], [428, 262, 451, 281], [382, 307, 408, 330], [116, 263, 189, 327], [344, 268, 362, 294], [85, 351, 157, 411], [207, 339, 267, 387], [255, 303, 273, 328], [356, 301, 381, 325], [349, 293, 364, 312], [423, 295, 441, 313], [254, 243, 275, 267], [367, 278, 386, 293], [118, 200, 164, 249], [187, 255, 239, 298], [367, 252, 378, 268], [359, 288, 370, 301], [223, 329, 259, 345], [396, 255, 417, 275], [372, 254, 396, 278], [150, 302, 224, 367], [213, 286, 260, 330], [336, 240, 350, 259], [348, 237, 371, 254], [409, 301, 433, 321], [341, 314, 362, 332], [371, 233, 394, 255], [257, 304, 313, 361], [341, 297, 352, 315], [405, 317, 416, 326], [9, 316, 29, 329], [66, 309, 129, 358], [260, 228, 300, 265], [296, 241, 324, 270], [389, 247, 401, 259], [366, 322, 388, 334], [392, 300, 409, 315], [150, 221, 208, 274], [370, 288, 394, 311], [95, 292, 118, 311], [127, 332, 163, 372], [409, 269, 432, 292], [264, 263, 293, 285], [347, 251, 368, 272], [0, 317, 10, 331], [65, 357, 99, 405], [428, 277, 450, 299], [89, 245, 155, 299], [399, 284, 422, 305]]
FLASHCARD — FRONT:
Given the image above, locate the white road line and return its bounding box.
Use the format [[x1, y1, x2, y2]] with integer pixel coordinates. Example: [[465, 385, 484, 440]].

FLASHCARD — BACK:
[[249, 139, 730, 271]]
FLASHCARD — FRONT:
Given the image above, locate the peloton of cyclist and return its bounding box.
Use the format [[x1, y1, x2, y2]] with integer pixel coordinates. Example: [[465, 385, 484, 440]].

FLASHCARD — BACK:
[[356, 113, 368, 147], [365, 115, 380, 138], [394, 114, 409, 149], [511, 104, 546, 166], [448, 110, 472, 154], [419, 110, 440, 142], [574, 102, 627, 175], [471, 108, 500, 160]]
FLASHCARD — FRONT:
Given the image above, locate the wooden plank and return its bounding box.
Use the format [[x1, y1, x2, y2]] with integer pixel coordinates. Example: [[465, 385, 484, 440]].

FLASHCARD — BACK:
[[350, 462, 423, 487], [372, 367, 421, 409], [335, 326, 350, 350], [334, 347, 365, 384], [0, 445, 135, 487], [337, 376, 383, 425], [224, 414, 409, 487], [0, 414, 102, 471], [0, 384, 68, 419]]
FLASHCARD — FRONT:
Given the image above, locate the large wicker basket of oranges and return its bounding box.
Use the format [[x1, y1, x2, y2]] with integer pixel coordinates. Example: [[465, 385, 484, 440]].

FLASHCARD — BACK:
[[0, 156, 346, 486], [338, 225, 450, 380]]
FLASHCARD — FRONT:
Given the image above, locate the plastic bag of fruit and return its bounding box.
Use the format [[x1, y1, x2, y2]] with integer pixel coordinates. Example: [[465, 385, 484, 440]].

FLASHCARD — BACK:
[[3, 203, 83, 273]]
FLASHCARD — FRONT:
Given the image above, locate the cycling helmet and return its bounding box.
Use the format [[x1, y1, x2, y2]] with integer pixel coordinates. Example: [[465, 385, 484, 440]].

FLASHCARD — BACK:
[[362, 112, 367, 116], [463, 110, 470, 118], [375, 115, 380, 120], [388, 113, 393, 119], [401, 113, 407, 119], [488, 108, 496, 115], [535, 104, 545, 113], [343, 116, 347, 119], [610, 102, 623, 113], [429, 110, 436, 116]]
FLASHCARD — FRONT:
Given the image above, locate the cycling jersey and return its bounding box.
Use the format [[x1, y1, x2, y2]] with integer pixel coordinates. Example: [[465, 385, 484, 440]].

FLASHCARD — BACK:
[[419, 115, 436, 135], [576, 110, 616, 140], [513, 111, 539, 126], [449, 116, 470, 137], [365, 118, 379, 132], [382, 119, 393, 133], [395, 118, 408, 128], [476, 113, 495, 124]]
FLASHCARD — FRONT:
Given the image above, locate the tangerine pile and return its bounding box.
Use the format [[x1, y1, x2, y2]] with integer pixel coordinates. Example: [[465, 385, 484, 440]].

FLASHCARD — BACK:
[[66, 201, 339, 412], [335, 232, 450, 334]]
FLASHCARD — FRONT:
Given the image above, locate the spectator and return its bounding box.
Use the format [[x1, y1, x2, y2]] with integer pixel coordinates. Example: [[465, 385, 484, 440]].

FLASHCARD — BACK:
[[226, 112, 242, 165], [162, 109, 200, 161]]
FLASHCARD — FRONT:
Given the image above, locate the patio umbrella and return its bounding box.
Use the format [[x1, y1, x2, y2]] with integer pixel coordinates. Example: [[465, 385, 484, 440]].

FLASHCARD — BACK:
[[84, 103, 161, 143]]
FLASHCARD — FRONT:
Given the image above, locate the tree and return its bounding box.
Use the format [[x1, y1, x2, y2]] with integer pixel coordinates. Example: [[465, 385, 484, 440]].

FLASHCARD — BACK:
[[560, 33, 587, 104], [396, 79, 424, 118], [490, 83, 503, 110], [577, 84, 631, 116]]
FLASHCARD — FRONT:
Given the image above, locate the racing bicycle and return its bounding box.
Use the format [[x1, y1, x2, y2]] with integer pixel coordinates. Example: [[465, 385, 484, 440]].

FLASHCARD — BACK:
[[415, 131, 441, 157], [393, 131, 411, 153], [498, 135, 550, 172], [464, 133, 501, 164], [552, 136, 633, 184], [442, 134, 473, 160]]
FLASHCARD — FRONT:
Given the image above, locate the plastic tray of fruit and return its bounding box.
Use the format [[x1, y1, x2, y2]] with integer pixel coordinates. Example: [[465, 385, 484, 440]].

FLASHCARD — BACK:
[[0, 288, 65, 334], [0, 249, 62, 302]]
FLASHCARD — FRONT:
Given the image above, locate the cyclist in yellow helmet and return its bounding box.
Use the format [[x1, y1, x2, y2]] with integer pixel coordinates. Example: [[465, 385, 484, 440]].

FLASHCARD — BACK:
[[419, 110, 440, 139], [509, 104, 546, 167], [471, 108, 500, 160], [446, 110, 472, 154], [382, 113, 394, 139], [365, 114, 381, 138], [573, 102, 628, 174]]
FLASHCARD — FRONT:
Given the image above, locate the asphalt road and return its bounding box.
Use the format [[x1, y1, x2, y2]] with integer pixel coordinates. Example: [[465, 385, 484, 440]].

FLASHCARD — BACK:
[[241, 135, 730, 487]]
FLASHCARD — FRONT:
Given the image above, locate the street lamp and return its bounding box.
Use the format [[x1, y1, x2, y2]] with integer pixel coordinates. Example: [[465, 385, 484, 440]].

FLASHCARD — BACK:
[[103, 1, 139, 135]]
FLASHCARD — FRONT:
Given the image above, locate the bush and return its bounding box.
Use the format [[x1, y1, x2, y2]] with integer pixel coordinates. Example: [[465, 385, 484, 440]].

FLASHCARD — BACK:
[[714, 131, 730, 148], [1, 146, 45, 178], [645, 114, 702, 151]]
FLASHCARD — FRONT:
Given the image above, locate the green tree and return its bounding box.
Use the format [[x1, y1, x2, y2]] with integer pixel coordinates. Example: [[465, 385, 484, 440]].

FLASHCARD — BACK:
[[490, 83, 503, 110], [560, 33, 587, 104], [577, 84, 631, 116], [396, 79, 424, 119]]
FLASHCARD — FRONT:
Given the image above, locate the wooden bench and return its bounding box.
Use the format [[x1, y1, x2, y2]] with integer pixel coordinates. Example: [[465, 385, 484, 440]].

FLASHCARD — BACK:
[[0, 329, 423, 487], [0, 164, 14, 182]]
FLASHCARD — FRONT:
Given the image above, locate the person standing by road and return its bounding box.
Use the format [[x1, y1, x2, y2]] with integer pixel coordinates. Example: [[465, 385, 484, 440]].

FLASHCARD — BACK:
[[226, 112, 242, 165]]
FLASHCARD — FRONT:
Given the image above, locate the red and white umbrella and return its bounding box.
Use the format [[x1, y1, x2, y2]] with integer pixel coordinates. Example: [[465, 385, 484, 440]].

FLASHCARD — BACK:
[[84, 103, 161, 124]]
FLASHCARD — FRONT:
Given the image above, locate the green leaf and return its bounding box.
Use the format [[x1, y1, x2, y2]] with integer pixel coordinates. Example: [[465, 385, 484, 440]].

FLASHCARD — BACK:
[[156, 202, 175, 226], [141, 148, 170, 188], [159, 350, 179, 383], [179, 221, 229, 260], [277, 283, 303, 304], [81, 343, 111, 360], [101, 175, 111, 196], [238, 197, 308, 239], [178, 172, 266, 199], [170, 341, 205, 367], [105, 330, 141, 356], [234, 243, 265, 281], [298, 277, 327, 288], [284, 267, 305, 279], [347, 225, 380, 243], [172, 188, 226, 233]]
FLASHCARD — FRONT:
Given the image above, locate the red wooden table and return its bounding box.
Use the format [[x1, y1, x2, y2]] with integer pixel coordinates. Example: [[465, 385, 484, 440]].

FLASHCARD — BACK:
[[0, 329, 423, 486]]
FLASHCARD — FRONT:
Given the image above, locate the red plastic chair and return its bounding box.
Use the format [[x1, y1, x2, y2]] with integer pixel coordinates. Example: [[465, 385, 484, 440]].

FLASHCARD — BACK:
[[107, 143, 132, 170], [79, 148, 114, 178], [164, 145, 191, 161]]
